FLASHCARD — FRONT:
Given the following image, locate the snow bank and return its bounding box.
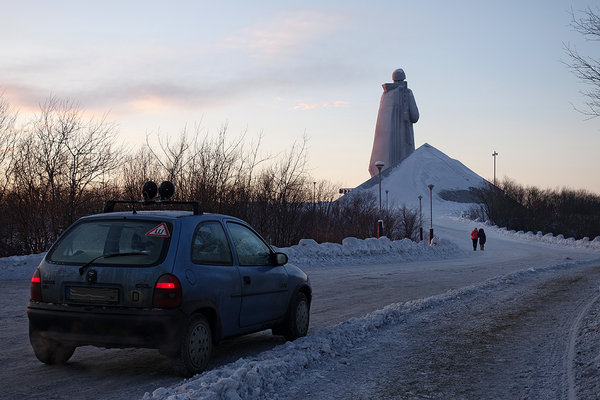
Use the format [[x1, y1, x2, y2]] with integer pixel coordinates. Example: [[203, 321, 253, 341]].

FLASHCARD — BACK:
[[493, 228, 600, 249], [0, 237, 462, 281], [275, 236, 464, 268], [143, 258, 600, 400], [0, 253, 45, 280], [2, 225, 597, 281], [455, 216, 600, 250]]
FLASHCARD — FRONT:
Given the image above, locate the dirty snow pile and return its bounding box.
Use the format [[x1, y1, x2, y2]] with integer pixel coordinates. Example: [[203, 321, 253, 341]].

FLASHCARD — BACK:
[[275, 235, 464, 268]]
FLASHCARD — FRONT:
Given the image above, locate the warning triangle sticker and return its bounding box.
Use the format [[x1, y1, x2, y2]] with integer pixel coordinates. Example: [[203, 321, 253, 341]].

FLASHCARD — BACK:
[[145, 223, 170, 238]]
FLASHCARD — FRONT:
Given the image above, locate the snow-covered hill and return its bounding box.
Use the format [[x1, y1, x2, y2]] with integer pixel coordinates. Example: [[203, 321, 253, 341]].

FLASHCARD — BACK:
[[348, 143, 488, 216]]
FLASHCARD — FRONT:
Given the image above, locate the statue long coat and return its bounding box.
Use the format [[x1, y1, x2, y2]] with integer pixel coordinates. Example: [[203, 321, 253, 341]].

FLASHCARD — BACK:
[[368, 81, 419, 177]]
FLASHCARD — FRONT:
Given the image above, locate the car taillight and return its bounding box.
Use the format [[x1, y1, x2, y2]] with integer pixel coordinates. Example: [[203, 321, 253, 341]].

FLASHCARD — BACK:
[[153, 274, 182, 308], [30, 268, 42, 302]]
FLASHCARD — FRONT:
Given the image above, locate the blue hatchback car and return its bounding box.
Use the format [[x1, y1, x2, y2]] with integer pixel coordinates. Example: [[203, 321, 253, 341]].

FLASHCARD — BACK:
[[27, 182, 311, 376]]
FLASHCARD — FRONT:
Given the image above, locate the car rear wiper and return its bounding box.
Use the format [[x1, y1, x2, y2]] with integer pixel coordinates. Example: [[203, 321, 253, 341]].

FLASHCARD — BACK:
[[78, 252, 148, 276]]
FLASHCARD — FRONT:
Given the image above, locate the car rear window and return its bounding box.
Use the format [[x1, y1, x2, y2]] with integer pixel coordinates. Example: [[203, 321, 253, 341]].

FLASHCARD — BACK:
[[47, 219, 172, 266]]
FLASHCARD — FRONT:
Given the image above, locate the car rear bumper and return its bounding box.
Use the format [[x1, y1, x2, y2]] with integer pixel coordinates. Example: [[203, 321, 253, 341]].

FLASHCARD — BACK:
[[27, 301, 185, 355]]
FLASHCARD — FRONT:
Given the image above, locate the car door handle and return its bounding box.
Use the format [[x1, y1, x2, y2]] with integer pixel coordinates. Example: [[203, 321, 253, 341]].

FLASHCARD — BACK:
[[243, 276, 251, 285]]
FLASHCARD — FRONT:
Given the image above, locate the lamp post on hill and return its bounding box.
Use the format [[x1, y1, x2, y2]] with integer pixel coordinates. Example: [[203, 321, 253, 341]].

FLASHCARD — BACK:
[[375, 161, 384, 238], [418, 195, 423, 241], [492, 151, 498, 186], [428, 184, 434, 245]]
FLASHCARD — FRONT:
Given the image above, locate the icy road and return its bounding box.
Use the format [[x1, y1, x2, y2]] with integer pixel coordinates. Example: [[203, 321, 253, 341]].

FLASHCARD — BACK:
[[1, 216, 600, 399]]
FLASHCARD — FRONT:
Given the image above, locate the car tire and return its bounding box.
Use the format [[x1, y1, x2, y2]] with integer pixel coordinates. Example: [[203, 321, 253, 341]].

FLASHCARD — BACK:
[[172, 314, 212, 377], [29, 326, 75, 365], [275, 292, 310, 341]]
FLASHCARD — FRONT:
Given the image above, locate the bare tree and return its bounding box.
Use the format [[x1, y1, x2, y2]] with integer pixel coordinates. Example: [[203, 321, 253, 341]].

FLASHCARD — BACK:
[[63, 113, 121, 220], [0, 91, 401, 254], [10, 96, 122, 249], [392, 205, 419, 240], [146, 128, 192, 184], [565, 6, 600, 117], [271, 135, 310, 204], [145, 124, 248, 207], [471, 178, 600, 240], [120, 147, 161, 200], [0, 92, 17, 201], [36, 97, 121, 223]]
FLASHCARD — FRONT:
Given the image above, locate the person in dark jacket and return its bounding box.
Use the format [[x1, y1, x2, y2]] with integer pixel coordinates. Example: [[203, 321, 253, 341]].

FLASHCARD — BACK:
[[478, 228, 486, 250], [471, 228, 478, 251]]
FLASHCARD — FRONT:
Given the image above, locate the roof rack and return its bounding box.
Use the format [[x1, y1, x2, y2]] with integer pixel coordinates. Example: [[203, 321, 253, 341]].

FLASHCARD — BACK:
[[103, 200, 203, 215], [103, 181, 203, 215]]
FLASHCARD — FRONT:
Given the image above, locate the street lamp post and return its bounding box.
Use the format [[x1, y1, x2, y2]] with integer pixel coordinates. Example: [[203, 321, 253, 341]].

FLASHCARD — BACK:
[[375, 161, 385, 238], [418, 195, 423, 241], [492, 151, 498, 186], [312, 181, 316, 212], [428, 184, 434, 245]]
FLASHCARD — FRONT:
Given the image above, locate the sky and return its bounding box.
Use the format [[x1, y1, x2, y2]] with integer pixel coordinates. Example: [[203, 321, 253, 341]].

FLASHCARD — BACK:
[[1, 0, 599, 194]]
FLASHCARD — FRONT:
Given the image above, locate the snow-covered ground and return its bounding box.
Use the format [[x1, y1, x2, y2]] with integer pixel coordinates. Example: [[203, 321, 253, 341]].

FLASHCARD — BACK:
[[139, 217, 600, 400], [3, 215, 599, 399], [3, 145, 600, 399]]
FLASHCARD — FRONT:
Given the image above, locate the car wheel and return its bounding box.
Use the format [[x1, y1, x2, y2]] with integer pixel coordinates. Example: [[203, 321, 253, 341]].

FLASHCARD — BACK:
[[172, 315, 212, 377], [29, 325, 75, 365], [277, 292, 310, 341]]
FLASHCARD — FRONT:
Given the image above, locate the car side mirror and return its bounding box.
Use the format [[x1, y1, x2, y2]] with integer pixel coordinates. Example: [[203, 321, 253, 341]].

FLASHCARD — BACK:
[[273, 252, 288, 266]]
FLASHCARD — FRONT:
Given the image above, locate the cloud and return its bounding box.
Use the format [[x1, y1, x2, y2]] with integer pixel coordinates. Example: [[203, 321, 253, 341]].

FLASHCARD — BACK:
[[220, 11, 344, 56], [293, 100, 350, 110], [0, 12, 357, 120], [0, 84, 49, 114]]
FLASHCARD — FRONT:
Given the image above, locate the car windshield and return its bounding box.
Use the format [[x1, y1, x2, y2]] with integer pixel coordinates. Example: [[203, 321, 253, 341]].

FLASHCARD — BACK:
[[47, 219, 172, 266]]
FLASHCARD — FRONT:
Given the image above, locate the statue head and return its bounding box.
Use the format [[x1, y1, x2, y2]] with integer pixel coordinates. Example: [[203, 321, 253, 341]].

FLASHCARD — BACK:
[[392, 68, 406, 82]]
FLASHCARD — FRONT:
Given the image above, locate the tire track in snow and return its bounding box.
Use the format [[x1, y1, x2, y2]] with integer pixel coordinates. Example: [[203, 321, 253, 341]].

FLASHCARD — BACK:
[[566, 288, 600, 400]]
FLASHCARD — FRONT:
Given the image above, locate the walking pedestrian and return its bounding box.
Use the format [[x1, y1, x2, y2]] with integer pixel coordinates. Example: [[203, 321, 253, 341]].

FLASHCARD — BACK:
[[478, 228, 486, 250], [470, 228, 478, 251]]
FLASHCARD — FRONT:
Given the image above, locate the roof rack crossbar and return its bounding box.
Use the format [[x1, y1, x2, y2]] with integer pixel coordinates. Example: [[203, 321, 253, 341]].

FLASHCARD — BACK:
[[103, 200, 203, 215]]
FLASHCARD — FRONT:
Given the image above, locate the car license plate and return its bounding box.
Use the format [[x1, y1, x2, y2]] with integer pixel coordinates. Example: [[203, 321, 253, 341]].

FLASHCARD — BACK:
[[67, 286, 119, 304]]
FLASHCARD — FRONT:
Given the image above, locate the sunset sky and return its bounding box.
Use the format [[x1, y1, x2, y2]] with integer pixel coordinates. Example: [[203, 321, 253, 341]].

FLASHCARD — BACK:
[[2, 0, 599, 194]]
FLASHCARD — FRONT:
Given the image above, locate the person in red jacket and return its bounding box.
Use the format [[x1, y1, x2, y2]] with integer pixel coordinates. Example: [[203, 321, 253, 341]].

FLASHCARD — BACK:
[[471, 228, 479, 251]]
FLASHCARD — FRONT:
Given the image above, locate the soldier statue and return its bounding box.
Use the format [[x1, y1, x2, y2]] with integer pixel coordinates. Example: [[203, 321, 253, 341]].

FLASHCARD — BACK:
[[368, 68, 419, 176]]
